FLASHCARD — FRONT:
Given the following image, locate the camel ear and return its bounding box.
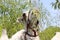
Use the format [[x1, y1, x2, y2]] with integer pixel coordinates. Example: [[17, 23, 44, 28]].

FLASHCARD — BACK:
[[16, 13, 26, 23], [23, 13, 26, 17], [22, 13, 27, 21]]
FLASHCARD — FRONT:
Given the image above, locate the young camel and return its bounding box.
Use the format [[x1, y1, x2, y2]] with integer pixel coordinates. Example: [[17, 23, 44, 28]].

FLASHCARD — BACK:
[[10, 9, 40, 40], [0, 9, 40, 40]]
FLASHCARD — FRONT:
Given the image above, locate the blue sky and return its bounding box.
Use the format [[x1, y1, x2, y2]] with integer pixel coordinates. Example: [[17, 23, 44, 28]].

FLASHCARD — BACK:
[[40, 0, 58, 13], [40, 0, 60, 28]]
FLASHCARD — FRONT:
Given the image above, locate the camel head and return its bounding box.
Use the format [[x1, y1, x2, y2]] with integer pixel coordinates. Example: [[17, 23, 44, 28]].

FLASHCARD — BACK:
[[17, 8, 40, 37]]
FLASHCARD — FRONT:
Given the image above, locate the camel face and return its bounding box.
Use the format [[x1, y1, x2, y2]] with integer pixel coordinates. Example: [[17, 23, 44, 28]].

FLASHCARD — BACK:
[[17, 10, 39, 35], [16, 9, 40, 40]]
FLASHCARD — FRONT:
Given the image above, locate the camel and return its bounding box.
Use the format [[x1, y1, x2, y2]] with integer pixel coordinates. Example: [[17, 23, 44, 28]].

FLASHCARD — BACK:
[[0, 9, 40, 40], [10, 9, 40, 40]]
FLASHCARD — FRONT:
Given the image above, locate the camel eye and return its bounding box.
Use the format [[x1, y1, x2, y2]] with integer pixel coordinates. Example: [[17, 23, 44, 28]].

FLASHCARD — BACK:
[[37, 20, 39, 24]]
